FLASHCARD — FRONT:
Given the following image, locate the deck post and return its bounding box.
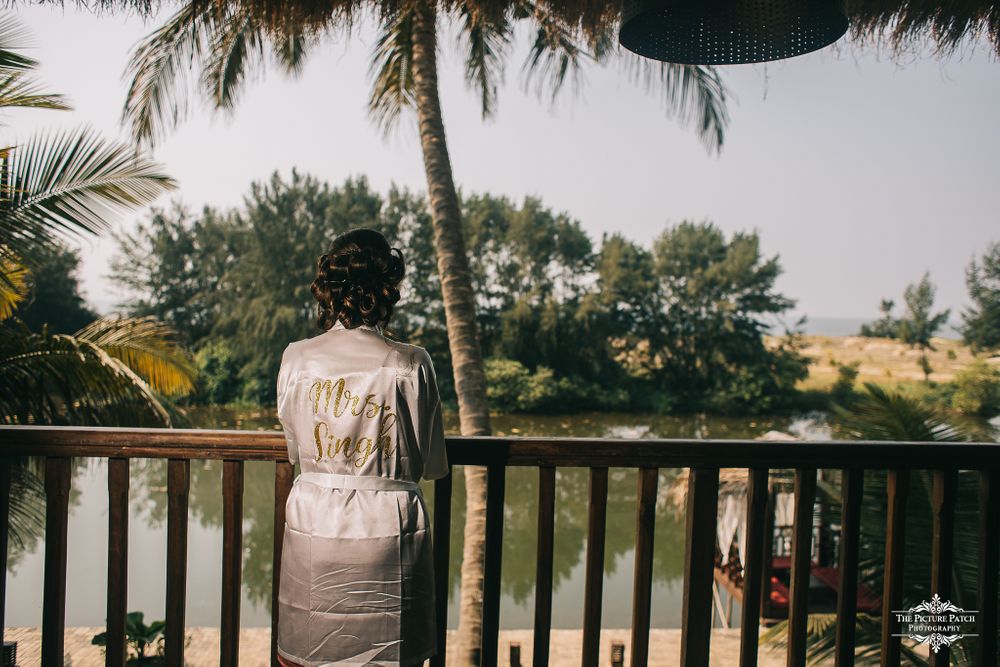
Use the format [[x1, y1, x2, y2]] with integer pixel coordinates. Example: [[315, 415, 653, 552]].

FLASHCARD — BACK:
[[680, 466, 720, 667]]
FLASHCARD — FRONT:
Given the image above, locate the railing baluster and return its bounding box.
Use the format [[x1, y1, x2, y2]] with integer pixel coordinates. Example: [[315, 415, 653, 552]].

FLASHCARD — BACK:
[[978, 468, 999, 666], [759, 484, 776, 622], [928, 469, 958, 667], [739, 467, 770, 667], [106, 457, 130, 667], [271, 460, 294, 667], [221, 460, 244, 667], [880, 470, 909, 667], [582, 466, 609, 667], [834, 468, 864, 667], [431, 469, 453, 667], [0, 456, 10, 650], [165, 458, 190, 667], [787, 468, 817, 667], [533, 466, 556, 667], [680, 466, 720, 667], [43, 456, 71, 666], [481, 463, 506, 667], [630, 467, 658, 667]]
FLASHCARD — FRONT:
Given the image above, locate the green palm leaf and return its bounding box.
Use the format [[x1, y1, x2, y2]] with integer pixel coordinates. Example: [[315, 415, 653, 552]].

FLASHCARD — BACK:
[[0, 248, 29, 319], [123, 1, 315, 147], [456, 4, 511, 119], [121, 1, 211, 148], [0, 70, 68, 114], [516, 2, 730, 153], [833, 381, 966, 442], [272, 28, 311, 75], [0, 13, 35, 72], [0, 126, 176, 268], [617, 53, 729, 153], [368, 5, 418, 134], [200, 4, 265, 112], [760, 612, 929, 665], [519, 0, 586, 101], [74, 314, 196, 396], [0, 318, 173, 426], [0, 14, 68, 115]]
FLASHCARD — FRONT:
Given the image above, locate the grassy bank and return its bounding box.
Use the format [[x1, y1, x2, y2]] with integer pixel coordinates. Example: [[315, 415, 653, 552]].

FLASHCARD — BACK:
[[770, 334, 987, 390]]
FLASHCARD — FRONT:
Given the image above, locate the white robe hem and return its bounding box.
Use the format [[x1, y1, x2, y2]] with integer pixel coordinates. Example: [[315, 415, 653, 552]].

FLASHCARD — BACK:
[[277, 642, 437, 667]]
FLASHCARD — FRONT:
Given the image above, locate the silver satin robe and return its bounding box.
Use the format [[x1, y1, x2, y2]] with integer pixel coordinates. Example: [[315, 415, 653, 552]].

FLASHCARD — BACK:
[[275, 321, 449, 666]]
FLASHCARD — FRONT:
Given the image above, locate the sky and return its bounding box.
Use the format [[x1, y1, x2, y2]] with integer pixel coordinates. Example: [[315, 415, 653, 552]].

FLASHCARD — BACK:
[[9, 4, 1000, 327]]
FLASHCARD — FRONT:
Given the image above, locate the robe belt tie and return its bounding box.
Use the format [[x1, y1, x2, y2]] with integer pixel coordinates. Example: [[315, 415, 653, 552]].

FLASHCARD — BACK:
[[296, 471, 420, 492]]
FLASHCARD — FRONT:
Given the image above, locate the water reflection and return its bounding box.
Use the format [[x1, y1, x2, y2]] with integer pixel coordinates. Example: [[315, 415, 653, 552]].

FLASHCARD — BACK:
[[129, 459, 279, 609]]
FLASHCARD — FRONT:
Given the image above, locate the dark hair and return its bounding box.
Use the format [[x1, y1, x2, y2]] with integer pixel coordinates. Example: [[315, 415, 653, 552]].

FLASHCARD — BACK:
[[310, 228, 405, 331]]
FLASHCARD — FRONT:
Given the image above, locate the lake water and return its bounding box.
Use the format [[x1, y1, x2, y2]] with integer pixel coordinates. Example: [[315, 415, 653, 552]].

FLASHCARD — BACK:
[[6, 409, 835, 629]]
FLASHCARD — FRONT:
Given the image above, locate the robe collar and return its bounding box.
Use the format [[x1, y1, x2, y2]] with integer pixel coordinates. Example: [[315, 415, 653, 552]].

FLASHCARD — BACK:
[[329, 319, 382, 335]]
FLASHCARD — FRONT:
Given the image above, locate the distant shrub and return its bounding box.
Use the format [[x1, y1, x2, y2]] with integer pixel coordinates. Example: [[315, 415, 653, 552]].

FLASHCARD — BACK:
[[706, 343, 810, 415], [831, 360, 861, 405], [485, 357, 628, 413], [949, 360, 1000, 417], [486, 358, 553, 412]]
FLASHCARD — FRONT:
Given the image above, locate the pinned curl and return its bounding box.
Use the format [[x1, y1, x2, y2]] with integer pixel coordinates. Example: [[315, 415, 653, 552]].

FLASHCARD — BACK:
[[310, 228, 405, 331]]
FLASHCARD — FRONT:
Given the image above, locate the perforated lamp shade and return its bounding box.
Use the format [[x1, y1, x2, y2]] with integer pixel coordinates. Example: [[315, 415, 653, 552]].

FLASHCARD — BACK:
[[619, 0, 849, 64]]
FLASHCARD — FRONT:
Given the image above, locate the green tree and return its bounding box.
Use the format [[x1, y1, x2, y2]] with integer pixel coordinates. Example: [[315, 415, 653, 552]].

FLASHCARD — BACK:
[[859, 298, 899, 338], [15, 240, 98, 334], [113, 172, 423, 404], [961, 242, 1000, 353], [897, 272, 950, 382], [111, 202, 240, 346], [649, 221, 804, 411]]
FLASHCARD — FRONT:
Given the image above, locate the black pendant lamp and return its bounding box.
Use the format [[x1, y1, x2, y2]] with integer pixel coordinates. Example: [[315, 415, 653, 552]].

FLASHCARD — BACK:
[[619, 0, 849, 65]]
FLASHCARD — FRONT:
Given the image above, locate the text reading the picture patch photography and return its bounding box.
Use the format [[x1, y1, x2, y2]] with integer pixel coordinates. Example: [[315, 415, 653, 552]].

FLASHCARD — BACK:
[[892, 594, 978, 653]]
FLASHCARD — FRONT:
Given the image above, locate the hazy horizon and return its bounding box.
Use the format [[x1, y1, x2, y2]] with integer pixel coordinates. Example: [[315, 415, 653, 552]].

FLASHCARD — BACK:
[[9, 5, 999, 328]]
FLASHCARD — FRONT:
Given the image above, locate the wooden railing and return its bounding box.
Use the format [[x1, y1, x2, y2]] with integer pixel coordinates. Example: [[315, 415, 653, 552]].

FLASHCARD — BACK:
[[1, 425, 999, 667]]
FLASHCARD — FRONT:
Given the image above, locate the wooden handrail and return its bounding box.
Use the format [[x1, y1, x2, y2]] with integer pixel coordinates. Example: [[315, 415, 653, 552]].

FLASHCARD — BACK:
[[3, 425, 1000, 468], [1, 425, 998, 667]]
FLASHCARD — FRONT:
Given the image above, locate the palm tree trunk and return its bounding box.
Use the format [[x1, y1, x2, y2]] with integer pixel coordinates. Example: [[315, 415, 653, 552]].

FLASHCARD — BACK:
[[411, 2, 492, 665]]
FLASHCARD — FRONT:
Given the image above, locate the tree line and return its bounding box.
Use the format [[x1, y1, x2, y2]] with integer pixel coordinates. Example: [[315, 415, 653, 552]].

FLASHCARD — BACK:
[[108, 170, 812, 415]]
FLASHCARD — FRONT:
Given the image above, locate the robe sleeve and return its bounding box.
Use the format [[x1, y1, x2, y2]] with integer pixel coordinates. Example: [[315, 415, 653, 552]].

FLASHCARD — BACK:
[[418, 349, 449, 481], [276, 342, 299, 466]]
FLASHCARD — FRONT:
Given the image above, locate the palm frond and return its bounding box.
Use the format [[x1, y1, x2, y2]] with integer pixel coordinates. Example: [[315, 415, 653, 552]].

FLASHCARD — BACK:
[[0, 318, 172, 425], [760, 613, 928, 665], [0, 126, 176, 267], [272, 29, 311, 76], [617, 52, 730, 153], [0, 13, 68, 115], [199, 5, 265, 113], [518, 0, 587, 102], [0, 13, 37, 72], [368, 5, 417, 134], [457, 4, 511, 119], [74, 314, 196, 396], [0, 70, 68, 113], [0, 248, 29, 320], [833, 381, 968, 442], [121, 1, 211, 148]]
